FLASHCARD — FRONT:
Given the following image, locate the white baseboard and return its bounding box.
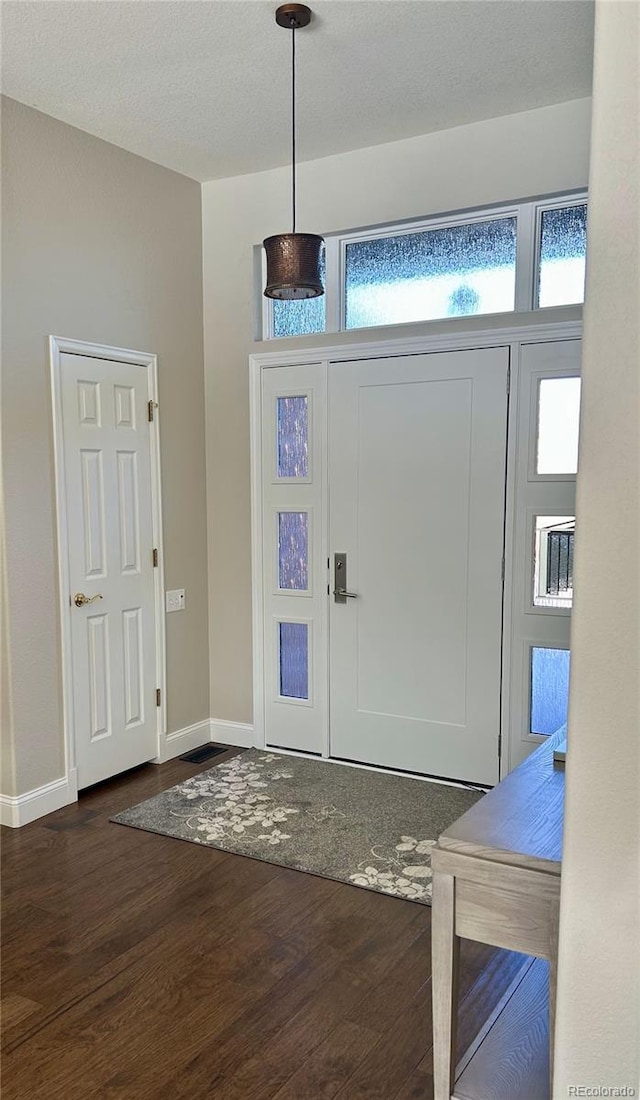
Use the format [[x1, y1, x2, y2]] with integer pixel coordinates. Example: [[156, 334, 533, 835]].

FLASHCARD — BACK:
[[159, 718, 254, 762], [159, 719, 211, 763], [210, 719, 255, 749], [0, 768, 78, 829], [1, 717, 254, 828]]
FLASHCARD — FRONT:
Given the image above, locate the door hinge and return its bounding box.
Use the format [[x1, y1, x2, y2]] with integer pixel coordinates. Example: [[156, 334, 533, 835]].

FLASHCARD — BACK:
[[501, 556, 506, 582], [156, 688, 162, 707], [148, 399, 158, 422], [506, 364, 511, 396], [152, 548, 158, 568], [498, 730, 502, 761]]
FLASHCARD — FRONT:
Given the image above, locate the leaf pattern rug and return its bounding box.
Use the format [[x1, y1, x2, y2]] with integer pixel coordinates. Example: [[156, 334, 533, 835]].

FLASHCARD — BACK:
[[112, 749, 483, 905]]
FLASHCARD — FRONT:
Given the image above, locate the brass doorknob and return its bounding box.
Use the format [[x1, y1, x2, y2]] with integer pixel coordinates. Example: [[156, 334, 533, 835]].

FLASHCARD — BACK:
[[73, 592, 103, 608]]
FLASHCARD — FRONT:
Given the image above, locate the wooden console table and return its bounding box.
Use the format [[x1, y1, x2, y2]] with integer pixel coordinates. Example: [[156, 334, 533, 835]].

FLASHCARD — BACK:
[[431, 732, 565, 1100]]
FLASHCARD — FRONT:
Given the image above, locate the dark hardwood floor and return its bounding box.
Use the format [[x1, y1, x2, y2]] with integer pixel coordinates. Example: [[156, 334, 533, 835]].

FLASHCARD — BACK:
[[1, 749, 523, 1099]]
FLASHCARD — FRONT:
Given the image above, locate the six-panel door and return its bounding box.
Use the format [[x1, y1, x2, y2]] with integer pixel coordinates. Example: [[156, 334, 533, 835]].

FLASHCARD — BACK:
[[61, 353, 158, 788]]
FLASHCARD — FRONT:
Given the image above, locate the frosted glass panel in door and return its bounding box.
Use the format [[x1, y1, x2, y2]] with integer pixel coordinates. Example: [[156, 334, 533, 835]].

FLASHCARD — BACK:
[[277, 396, 308, 478], [278, 512, 308, 591], [279, 622, 309, 699]]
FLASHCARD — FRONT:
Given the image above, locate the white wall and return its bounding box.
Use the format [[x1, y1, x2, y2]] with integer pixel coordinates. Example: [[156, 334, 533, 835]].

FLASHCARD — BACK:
[[202, 98, 592, 723], [554, 2, 639, 1093]]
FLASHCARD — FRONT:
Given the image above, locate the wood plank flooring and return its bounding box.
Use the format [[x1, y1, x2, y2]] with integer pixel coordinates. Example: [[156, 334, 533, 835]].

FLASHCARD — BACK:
[[1, 749, 524, 1099]]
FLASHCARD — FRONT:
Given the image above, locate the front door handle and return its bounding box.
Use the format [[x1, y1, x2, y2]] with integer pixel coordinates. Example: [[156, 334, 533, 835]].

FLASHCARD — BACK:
[[334, 554, 358, 603], [74, 592, 103, 608]]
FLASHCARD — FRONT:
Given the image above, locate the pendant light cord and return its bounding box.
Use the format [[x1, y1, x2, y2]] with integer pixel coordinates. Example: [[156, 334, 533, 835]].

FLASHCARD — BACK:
[[291, 18, 296, 234]]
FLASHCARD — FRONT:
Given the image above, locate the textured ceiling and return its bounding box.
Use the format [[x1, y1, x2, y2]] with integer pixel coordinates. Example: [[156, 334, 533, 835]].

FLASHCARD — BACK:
[[1, 0, 594, 181]]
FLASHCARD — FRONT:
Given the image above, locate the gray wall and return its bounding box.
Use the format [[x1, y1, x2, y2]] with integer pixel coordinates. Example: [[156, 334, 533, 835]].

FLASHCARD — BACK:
[[554, 1, 639, 1091], [1, 97, 209, 796]]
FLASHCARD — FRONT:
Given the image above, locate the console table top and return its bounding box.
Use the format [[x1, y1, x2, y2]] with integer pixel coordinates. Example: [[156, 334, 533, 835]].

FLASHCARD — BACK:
[[437, 732, 565, 874]]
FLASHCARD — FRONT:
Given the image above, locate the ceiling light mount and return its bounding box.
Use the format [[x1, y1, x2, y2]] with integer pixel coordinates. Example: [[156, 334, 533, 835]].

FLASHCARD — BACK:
[[263, 3, 324, 301], [275, 3, 312, 30]]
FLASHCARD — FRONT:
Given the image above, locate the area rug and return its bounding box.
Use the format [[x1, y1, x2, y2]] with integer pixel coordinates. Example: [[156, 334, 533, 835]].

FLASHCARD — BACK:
[[112, 749, 483, 905]]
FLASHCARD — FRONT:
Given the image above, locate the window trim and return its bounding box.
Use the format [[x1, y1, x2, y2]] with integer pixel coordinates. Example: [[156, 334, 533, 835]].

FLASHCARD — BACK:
[[261, 191, 587, 339]]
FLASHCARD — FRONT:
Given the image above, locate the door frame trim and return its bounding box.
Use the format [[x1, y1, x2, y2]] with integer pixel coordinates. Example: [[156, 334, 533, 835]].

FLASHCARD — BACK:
[[250, 316, 583, 778], [49, 336, 167, 795]]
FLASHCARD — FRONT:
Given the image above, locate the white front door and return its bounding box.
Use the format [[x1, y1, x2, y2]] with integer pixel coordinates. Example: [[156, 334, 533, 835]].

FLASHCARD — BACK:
[[329, 348, 509, 785], [59, 352, 159, 788]]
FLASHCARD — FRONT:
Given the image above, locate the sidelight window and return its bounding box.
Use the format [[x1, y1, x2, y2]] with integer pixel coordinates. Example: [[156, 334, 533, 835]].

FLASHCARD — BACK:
[[533, 517, 575, 609], [536, 377, 581, 475], [530, 646, 571, 737]]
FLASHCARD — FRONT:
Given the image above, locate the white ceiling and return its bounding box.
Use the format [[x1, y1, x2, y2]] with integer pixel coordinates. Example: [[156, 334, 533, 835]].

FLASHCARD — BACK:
[[1, 0, 594, 182]]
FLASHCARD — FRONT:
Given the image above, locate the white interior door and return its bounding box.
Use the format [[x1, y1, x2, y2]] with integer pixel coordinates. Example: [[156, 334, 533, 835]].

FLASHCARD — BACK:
[[59, 352, 159, 788], [329, 348, 509, 785]]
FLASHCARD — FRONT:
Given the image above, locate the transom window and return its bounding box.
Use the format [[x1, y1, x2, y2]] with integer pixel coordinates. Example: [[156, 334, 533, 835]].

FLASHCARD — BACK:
[[262, 194, 587, 339], [537, 202, 587, 308], [344, 216, 517, 329]]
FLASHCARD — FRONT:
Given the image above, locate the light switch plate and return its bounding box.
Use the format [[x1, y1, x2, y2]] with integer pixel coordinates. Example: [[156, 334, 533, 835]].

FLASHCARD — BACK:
[[165, 588, 185, 613]]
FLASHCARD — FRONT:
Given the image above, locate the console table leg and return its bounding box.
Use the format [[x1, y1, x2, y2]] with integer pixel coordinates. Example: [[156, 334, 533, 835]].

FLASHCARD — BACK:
[[432, 870, 460, 1100]]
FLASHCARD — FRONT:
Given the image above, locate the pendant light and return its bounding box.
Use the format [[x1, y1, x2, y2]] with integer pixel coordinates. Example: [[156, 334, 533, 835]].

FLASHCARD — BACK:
[[263, 3, 324, 300]]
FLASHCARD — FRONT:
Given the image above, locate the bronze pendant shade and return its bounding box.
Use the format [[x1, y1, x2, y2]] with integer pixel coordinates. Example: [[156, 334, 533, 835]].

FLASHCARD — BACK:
[[263, 5, 325, 301], [264, 233, 324, 300]]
